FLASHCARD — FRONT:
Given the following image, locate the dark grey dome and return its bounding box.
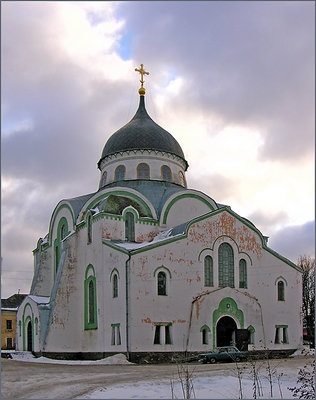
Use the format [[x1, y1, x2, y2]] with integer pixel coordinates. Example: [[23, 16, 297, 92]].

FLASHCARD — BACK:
[[98, 96, 188, 169]]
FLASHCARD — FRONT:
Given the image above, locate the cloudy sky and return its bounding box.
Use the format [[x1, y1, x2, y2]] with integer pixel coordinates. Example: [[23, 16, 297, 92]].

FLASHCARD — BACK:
[[1, 1, 314, 298]]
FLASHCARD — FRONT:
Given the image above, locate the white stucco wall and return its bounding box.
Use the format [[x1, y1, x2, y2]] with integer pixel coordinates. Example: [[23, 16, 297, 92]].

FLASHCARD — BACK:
[[30, 191, 302, 357], [127, 210, 302, 354], [98, 151, 187, 187]]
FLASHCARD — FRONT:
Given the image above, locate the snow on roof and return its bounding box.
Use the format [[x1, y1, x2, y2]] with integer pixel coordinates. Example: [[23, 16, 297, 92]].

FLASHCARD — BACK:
[[41, 237, 48, 245], [28, 295, 50, 304], [113, 225, 185, 251]]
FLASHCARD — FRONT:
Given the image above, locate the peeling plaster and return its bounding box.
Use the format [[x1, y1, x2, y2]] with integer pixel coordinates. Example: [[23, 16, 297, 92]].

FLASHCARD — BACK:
[[189, 212, 262, 259]]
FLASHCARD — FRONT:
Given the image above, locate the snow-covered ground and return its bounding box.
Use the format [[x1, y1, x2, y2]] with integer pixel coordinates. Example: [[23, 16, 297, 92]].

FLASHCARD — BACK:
[[79, 374, 295, 399], [2, 349, 314, 399], [4, 351, 132, 365]]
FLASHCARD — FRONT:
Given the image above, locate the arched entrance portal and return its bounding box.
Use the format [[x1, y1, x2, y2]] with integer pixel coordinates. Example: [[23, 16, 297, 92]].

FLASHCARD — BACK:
[[27, 321, 33, 351], [216, 316, 237, 347]]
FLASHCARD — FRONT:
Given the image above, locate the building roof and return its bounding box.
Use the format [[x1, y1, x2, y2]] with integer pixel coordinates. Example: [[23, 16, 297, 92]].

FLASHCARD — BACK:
[[100, 180, 186, 219], [98, 96, 188, 169], [1, 294, 28, 309]]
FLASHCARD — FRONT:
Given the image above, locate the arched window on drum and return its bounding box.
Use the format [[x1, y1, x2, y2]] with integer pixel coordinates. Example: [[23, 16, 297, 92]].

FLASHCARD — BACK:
[[115, 165, 125, 181], [161, 165, 172, 182], [137, 163, 150, 179]]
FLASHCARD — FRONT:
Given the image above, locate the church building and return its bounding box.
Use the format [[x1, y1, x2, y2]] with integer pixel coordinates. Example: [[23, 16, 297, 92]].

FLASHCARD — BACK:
[[16, 65, 303, 362]]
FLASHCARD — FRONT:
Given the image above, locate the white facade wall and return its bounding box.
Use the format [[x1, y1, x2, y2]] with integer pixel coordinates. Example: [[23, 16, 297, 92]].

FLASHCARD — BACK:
[[42, 221, 129, 353], [16, 297, 44, 353], [99, 151, 187, 187], [127, 210, 302, 354], [25, 188, 302, 359]]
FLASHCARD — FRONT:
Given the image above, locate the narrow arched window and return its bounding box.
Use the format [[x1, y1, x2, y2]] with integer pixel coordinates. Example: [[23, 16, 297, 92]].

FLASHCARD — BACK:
[[248, 325, 255, 345], [115, 165, 125, 181], [137, 163, 150, 179], [157, 271, 167, 296], [88, 280, 95, 324], [239, 259, 247, 288], [60, 224, 66, 240], [277, 281, 285, 301], [161, 165, 172, 182], [84, 265, 97, 330], [204, 256, 213, 287], [87, 214, 92, 244], [55, 217, 69, 276], [218, 243, 234, 288], [55, 245, 60, 274], [125, 212, 135, 241], [179, 171, 186, 187], [100, 171, 107, 188], [113, 274, 118, 298]]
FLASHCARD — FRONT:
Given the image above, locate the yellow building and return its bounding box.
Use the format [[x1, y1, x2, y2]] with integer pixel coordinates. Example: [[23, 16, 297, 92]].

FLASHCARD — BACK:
[[1, 294, 27, 350]]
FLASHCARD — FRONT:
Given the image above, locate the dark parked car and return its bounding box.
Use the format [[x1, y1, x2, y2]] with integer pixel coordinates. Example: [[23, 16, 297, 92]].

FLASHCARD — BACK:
[[198, 346, 248, 364]]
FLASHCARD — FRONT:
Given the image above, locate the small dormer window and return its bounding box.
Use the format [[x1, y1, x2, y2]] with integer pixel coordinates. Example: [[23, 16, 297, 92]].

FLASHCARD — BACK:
[[161, 165, 171, 182], [115, 165, 125, 181], [137, 163, 150, 179]]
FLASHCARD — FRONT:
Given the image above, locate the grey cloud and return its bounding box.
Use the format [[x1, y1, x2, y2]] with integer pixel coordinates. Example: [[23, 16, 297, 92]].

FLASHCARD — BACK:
[[119, 1, 314, 162], [188, 173, 238, 205], [268, 220, 315, 263], [1, 223, 38, 297], [246, 210, 288, 235], [1, 2, 314, 297]]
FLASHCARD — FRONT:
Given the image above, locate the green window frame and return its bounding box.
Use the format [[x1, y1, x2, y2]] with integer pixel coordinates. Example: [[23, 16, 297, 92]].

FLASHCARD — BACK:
[[218, 243, 234, 288], [239, 259, 247, 288], [204, 256, 213, 287], [54, 217, 69, 275], [84, 265, 98, 330]]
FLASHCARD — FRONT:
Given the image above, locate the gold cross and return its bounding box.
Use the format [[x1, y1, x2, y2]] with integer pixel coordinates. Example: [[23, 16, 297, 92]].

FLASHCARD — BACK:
[[135, 64, 149, 88]]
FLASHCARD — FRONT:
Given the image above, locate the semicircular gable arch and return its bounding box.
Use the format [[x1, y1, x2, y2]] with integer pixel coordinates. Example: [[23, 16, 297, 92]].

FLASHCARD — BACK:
[[77, 187, 157, 223], [211, 235, 253, 266], [160, 190, 218, 226], [49, 201, 75, 246]]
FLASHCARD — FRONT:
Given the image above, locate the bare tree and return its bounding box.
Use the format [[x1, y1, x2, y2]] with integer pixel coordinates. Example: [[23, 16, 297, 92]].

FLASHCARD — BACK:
[[298, 256, 315, 348]]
